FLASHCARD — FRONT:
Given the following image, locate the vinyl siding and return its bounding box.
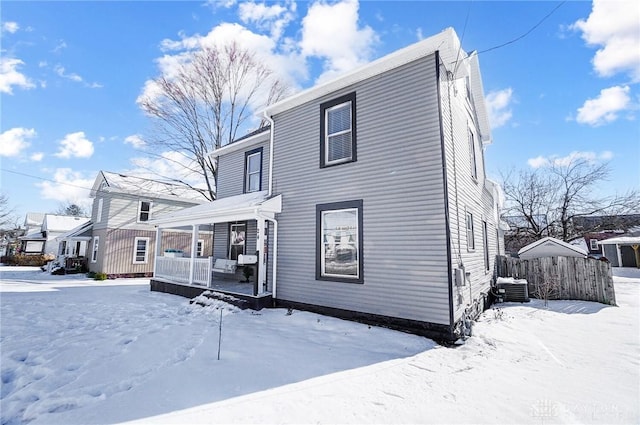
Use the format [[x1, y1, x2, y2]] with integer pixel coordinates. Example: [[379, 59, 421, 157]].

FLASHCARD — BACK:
[[271, 54, 451, 325], [217, 140, 270, 199], [438, 59, 501, 323]]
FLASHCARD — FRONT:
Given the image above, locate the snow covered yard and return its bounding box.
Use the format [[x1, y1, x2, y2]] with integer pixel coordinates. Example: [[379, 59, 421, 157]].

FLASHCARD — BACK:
[[1, 266, 638, 424]]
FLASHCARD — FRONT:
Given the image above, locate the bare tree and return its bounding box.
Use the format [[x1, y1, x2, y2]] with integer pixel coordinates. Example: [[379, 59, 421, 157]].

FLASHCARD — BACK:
[[138, 42, 288, 201], [54, 202, 88, 217], [502, 158, 640, 249], [0, 193, 16, 229]]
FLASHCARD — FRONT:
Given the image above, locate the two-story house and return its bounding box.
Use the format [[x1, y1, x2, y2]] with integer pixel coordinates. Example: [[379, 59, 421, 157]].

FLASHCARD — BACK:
[[81, 171, 211, 277], [19, 213, 90, 256], [149, 28, 504, 341]]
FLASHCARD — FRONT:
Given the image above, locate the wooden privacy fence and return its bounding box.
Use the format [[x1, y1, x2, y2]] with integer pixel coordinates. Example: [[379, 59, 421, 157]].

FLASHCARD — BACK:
[[495, 255, 616, 305]]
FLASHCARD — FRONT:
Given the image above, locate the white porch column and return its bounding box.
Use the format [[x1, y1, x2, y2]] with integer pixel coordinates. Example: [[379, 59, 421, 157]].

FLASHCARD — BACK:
[[188, 224, 199, 284], [153, 226, 162, 276], [256, 218, 266, 294], [616, 244, 623, 268]]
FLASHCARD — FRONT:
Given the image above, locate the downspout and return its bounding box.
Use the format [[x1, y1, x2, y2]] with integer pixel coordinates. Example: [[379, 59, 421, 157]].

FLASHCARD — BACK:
[[263, 111, 275, 198]]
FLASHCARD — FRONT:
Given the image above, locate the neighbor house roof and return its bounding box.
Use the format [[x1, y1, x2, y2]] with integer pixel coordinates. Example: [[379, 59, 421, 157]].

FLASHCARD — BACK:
[[261, 27, 491, 145], [42, 215, 90, 233], [24, 212, 45, 228], [55, 221, 93, 242], [518, 236, 588, 259], [598, 236, 640, 245], [90, 171, 207, 203]]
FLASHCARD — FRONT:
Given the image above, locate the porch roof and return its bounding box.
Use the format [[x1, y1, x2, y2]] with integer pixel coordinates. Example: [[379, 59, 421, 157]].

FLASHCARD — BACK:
[[598, 236, 640, 246], [149, 191, 282, 228]]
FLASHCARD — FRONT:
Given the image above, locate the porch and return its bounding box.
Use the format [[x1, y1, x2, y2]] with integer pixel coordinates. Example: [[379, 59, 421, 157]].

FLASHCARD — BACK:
[[148, 191, 282, 308]]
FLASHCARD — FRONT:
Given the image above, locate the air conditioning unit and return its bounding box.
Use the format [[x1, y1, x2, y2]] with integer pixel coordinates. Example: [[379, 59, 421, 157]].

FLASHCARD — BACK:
[[496, 277, 530, 302]]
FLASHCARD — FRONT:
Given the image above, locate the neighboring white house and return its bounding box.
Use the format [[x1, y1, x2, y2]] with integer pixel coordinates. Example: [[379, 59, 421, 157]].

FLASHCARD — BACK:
[[518, 237, 588, 260], [19, 214, 90, 256]]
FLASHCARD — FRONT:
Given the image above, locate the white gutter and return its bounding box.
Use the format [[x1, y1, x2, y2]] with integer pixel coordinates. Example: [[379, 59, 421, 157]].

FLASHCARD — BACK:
[[263, 111, 275, 197]]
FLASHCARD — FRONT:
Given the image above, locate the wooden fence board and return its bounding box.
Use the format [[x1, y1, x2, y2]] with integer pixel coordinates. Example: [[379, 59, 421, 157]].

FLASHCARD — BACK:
[[496, 255, 616, 305]]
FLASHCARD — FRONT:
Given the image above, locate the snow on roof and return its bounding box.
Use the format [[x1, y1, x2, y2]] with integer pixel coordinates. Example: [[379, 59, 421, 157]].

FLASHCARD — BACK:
[[262, 27, 491, 145], [93, 171, 207, 202], [42, 215, 90, 233], [150, 191, 282, 228], [55, 221, 93, 241], [598, 236, 640, 245], [518, 236, 587, 259], [18, 230, 45, 241], [24, 212, 45, 227]]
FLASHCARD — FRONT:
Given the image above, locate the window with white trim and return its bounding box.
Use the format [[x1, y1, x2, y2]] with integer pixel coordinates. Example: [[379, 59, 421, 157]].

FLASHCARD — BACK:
[[469, 128, 478, 180], [91, 236, 99, 263], [320, 92, 356, 168], [482, 221, 490, 271], [590, 239, 599, 251], [244, 148, 262, 193], [197, 239, 204, 257], [138, 201, 151, 222], [466, 212, 475, 250], [133, 237, 150, 264], [229, 223, 246, 261], [316, 200, 363, 283], [96, 198, 103, 223]]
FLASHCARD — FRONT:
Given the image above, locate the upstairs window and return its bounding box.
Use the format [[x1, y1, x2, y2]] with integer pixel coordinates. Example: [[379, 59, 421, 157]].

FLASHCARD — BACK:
[[466, 212, 475, 250], [469, 129, 478, 180], [138, 201, 152, 222], [590, 239, 599, 251], [96, 198, 103, 223], [320, 92, 357, 168], [244, 148, 263, 193]]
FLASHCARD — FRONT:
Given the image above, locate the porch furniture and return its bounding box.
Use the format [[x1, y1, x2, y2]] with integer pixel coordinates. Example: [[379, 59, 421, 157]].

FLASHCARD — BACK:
[[212, 258, 237, 275]]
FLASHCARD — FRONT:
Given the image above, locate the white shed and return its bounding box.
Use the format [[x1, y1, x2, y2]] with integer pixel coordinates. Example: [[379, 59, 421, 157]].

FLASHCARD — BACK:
[[518, 237, 587, 260]]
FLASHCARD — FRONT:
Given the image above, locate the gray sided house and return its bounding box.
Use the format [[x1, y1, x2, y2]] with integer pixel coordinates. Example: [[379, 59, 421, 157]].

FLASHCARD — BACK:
[[87, 171, 210, 277], [150, 28, 504, 341]]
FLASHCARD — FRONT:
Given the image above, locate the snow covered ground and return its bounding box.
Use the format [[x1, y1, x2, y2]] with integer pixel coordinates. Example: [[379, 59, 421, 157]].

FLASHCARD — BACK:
[[1, 266, 638, 424]]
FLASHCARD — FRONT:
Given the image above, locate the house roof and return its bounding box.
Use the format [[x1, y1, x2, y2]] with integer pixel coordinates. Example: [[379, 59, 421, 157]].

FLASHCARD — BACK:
[[90, 171, 207, 203], [598, 236, 640, 246], [42, 215, 90, 233], [18, 230, 45, 241], [261, 27, 491, 145], [518, 236, 588, 258], [209, 126, 270, 158], [150, 191, 282, 228], [55, 221, 94, 242], [24, 212, 45, 228]]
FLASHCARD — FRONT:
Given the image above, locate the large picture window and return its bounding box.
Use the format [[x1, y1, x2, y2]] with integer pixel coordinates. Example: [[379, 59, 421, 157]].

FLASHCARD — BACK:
[[320, 92, 357, 168], [138, 201, 152, 222], [229, 223, 246, 261], [244, 148, 263, 193], [316, 200, 363, 283], [133, 237, 150, 264]]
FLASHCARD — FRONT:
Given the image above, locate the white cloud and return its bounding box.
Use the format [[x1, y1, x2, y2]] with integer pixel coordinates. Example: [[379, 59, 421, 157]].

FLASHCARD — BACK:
[[572, 0, 640, 82], [528, 151, 614, 169], [0, 57, 35, 94], [576, 85, 631, 126], [52, 40, 68, 53], [238, 1, 295, 40], [124, 134, 146, 149], [0, 127, 36, 157], [485, 88, 513, 129], [30, 152, 44, 162], [55, 132, 95, 159], [2, 22, 19, 33], [37, 168, 93, 209], [53, 64, 103, 88], [300, 0, 378, 83]]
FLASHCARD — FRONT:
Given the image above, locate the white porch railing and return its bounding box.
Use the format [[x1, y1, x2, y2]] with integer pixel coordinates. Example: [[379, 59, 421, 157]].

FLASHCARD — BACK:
[[155, 256, 212, 286]]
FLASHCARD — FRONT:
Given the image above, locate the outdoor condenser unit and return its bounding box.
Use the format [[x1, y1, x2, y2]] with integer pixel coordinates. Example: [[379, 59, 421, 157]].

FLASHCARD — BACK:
[[495, 277, 530, 303]]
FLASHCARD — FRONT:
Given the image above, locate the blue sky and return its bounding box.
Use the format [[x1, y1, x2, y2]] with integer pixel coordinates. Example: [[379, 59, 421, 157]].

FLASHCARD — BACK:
[[1, 0, 638, 223]]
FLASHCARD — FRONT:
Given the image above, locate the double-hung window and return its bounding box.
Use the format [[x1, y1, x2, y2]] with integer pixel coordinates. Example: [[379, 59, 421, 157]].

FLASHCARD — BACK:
[[482, 221, 490, 271], [590, 239, 599, 251], [138, 201, 151, 222], [469, 128, 478, 180], [316, 200, 363, 283], [466, 212, 475, 250], [96, 198, 103, 223], [133, 237, 150, 264], [320, 92, 357, 168], [244, 148, 263, 193], [91, 236, 99, 263]]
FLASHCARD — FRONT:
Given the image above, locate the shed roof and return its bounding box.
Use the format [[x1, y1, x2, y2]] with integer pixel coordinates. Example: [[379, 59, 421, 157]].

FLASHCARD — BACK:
[[518, 236, 587, 258]]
